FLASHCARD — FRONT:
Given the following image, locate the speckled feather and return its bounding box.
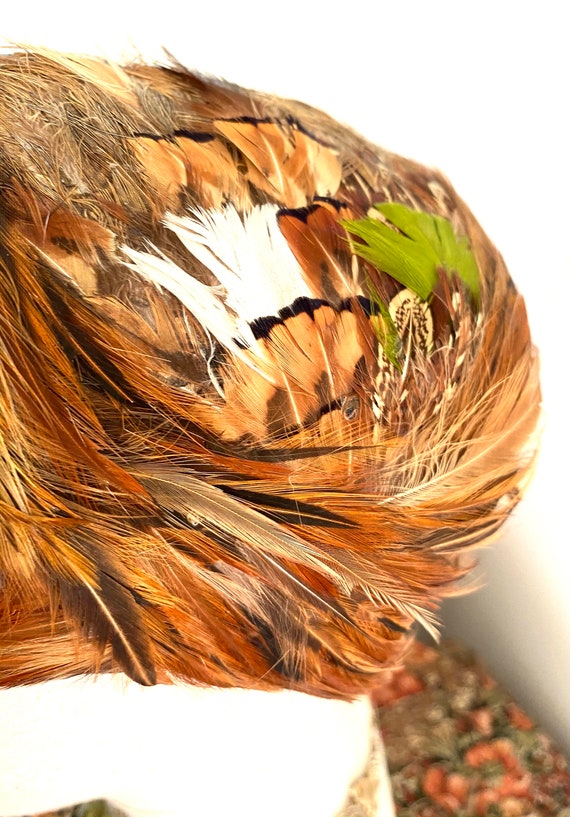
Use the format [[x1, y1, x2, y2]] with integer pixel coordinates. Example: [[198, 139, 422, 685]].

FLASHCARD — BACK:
[[0, 49, 540, 697]]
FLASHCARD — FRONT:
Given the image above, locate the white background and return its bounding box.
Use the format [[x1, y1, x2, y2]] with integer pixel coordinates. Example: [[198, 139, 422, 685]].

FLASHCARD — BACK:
[[4, 1, 569, 755]]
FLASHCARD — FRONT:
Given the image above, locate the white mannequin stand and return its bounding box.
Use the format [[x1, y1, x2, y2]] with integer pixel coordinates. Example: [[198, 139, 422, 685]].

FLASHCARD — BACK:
[[0, 678, 395, 817]]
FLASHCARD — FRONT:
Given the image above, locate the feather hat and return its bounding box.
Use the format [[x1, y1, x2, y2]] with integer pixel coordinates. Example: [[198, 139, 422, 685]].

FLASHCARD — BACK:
[[0, 49, 540, 698]]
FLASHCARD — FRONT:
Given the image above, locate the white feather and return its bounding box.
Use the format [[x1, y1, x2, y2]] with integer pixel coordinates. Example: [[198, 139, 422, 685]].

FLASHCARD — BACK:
[[165, 204, 313, 320], [121, 245, 254, 350], [122, 204, 316, 387], [122, 205, 319, 390]]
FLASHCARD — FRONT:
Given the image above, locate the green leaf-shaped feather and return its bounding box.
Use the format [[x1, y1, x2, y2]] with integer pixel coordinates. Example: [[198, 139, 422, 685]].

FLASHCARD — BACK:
[[343, 203, 480, 302]]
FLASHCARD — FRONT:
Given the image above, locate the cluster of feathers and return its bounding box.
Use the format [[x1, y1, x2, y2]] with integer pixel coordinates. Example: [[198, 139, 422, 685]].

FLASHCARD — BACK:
[[0, 49, 540, 698]]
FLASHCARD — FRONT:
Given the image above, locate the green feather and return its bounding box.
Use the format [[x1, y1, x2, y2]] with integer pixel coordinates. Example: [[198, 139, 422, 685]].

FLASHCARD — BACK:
[[367, 293, 403, 370], [343, 203, 480, 302]]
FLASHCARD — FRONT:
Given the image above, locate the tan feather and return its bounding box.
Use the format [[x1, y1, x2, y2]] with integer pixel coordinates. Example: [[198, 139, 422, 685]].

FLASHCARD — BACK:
[[214, 118, 342, 206], [277, 200, 360, 302]]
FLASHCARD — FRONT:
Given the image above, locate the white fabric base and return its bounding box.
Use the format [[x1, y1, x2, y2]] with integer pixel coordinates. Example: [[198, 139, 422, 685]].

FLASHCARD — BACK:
[[0, 676, 394, 817]]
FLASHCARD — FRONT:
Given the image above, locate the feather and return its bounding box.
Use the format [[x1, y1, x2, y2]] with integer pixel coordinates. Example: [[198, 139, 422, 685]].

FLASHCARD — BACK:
[[276, 200, 360, 303], [0, 48, 540, 699], [214, 118, 342, 206]]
